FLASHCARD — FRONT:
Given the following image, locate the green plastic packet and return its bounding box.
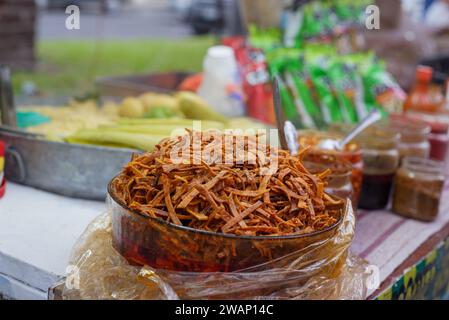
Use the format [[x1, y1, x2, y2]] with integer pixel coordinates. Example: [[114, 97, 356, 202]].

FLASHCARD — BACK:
[[268, 58, 303, 129], [300, 2, 325, 40], [283, 3, 305, 48], [249, 25, 282, 51], [279, 77, 304, 129], [328, 61, 359, 123], [321, 0, 339, 36], [309, 61, 344, 124], [334, 0, 353, 24], [362, 61, 406, 115], [284, 58, 324, 129]]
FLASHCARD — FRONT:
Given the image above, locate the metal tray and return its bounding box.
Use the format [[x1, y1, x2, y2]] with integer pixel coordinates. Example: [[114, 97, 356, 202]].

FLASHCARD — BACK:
[[0, 71, 189, 200], [95, 72, 191, 97], [0, 126, 136, 201]]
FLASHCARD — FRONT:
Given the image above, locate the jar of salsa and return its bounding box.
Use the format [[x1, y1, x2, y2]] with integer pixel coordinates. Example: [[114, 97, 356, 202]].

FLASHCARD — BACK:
[[303, 155, 354, 205], [387, 115, 431, 159], [405, 111, 449, 162], [358, 129, 400, 210], [299, 130, 363, 207], [392, 157, 445, 221]]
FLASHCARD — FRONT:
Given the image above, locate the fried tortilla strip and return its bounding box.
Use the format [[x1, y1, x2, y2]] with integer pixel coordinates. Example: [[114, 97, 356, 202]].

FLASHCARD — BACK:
[[177, 171, 227, 209], [228, 195, 247, 227], [162, 175, 182, 225], [221, 201, 263, 233], [186, 208, 209, 221], [225, 188, 268, 197]]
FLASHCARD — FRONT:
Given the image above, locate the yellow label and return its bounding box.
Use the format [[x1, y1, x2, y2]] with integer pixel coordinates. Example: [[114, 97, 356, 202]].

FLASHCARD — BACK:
[[0, 157, 4, 172]]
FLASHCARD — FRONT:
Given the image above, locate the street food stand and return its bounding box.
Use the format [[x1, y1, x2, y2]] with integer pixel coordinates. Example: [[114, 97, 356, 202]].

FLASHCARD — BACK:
[[1, 0, 449, 301], [1, 181, 449, 299]]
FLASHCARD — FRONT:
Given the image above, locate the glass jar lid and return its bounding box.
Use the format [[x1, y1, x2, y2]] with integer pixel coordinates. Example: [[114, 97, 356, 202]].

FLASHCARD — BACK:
[[405, 110, 449, 134], [401, 156, 445, 177], [358, 126, 400, 150], [298, 129, 361, 153], [388, 115, 431, 143]]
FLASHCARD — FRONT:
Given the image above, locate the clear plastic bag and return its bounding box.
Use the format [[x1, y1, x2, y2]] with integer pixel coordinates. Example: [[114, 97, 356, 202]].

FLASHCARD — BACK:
[[61, 200, 371, 300]]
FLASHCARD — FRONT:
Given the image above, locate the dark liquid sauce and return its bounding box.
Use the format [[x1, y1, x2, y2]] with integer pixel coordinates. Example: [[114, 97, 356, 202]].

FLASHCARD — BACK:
[[358, 173, 395, 210]]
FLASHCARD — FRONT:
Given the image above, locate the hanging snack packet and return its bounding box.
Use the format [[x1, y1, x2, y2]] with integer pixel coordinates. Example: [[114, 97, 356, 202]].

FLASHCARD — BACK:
[[334, 0, 354, 29], [328, 61, 359, 123], [248, 25, 282, 51], [309, 62, 344, 124], [277, 75, 303, 129], [362, 62, 406, 114], [283, 3, 304, 48], [284, 58, 325, 129], [321, 0, 339, 37], [268, 58, 303, 128], [300, 2, 326, 41]]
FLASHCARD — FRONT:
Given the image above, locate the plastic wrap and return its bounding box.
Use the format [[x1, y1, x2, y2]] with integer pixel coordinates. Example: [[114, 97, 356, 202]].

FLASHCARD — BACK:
[[61, 199, 371, 300]]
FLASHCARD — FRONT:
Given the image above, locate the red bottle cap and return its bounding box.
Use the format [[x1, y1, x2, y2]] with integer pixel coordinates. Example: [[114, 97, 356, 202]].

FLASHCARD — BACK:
[[416, 65, 433, 82]]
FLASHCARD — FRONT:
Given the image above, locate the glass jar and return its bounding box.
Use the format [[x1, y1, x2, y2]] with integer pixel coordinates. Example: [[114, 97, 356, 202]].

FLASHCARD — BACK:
[[358, 129, 400, 210], [327, 122, 353, 137], [405, 111, 449, 162], [392, 157, 445, 221], [387, 115, 431, 159], [299, 130, 363, 207], [303, 156, 354, 205]]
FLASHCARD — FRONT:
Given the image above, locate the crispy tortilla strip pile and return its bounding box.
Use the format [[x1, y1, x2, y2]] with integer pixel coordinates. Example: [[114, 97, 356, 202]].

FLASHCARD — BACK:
[[113, 131, 342, 236]]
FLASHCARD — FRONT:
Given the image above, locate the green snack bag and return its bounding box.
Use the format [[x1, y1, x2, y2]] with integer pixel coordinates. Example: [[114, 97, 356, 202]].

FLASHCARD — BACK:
[[362, 62, 406, 114], [268, 58, 303, 128], [283, 4, 305, 48], [321, 0, 338, 36], [306, 48, 345, 123], [334, 0, 353, 22], [284, 71, 315, 129], [249, 25, 282, 51], [277, 75, 303, 129], [309, 64, 344, 124], [284, 58, 325, 129], [328, 62, 359, 123], [300, 2, 324, 40]]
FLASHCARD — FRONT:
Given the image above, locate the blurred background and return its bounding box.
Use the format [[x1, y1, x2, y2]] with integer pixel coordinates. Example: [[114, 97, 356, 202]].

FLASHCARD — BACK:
[[4, 0, 449, 302], [1, 0, 246, 98], [2, 0, 449, 98]]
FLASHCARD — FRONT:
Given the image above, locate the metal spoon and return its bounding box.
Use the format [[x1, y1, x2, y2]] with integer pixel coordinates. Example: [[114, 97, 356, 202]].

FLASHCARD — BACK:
[[273, 76, 299, 155], [318, 108, 382, 150]]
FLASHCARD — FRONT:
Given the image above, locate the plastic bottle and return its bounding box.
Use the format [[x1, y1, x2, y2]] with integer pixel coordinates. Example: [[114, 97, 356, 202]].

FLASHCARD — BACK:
[[198, 46, 245, 118], [403, 66, 444, 113]]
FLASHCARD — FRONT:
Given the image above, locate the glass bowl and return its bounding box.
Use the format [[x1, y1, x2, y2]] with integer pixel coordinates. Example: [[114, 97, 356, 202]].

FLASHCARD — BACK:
[[108, 175, 349, 273]]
